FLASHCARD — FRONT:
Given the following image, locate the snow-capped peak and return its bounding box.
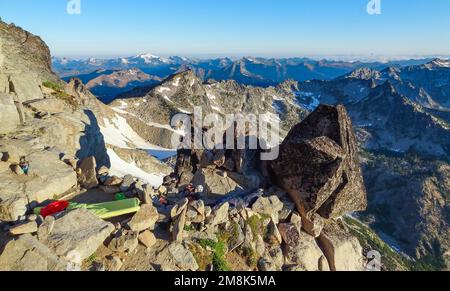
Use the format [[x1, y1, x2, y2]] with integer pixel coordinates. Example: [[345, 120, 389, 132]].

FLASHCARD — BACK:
[[424, 58, 450, 70], [137, 53, 160, 59], [133, 53, 174, 64], [430, 58, 450, 68], [87, 58, 100, 65]]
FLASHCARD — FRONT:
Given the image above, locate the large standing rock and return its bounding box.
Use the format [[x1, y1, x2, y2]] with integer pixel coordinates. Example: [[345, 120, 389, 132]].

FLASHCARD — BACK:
[[0, 234, 67, 271], [270, 105, 367, 221], [316, 221, 365, 271], [46, 208, 114, 261], [170, 199, 189, 242], [77, 156, 99, 189], [172, 206, 187, 242]]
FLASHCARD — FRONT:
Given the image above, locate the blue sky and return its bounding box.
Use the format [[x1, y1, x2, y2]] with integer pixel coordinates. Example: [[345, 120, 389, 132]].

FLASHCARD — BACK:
[[1, 0, 449, 58]]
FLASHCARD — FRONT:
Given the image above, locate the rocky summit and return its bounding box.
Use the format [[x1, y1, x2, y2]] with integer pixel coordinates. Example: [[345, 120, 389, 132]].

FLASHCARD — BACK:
[[1, 18, 448, 272]]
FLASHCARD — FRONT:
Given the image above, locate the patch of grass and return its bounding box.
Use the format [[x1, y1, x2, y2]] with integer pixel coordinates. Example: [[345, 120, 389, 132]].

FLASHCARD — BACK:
[[42, 81, 78, 109], [53, 91, 78, 108], [198, 239, 216, 249], [198, 238, 230, 271], [245, 215, 268, 242], [184, 224, 195, 232], [216, 222, 240, 247], [42, 81, 64, 91], [212, 239, 230, 271]]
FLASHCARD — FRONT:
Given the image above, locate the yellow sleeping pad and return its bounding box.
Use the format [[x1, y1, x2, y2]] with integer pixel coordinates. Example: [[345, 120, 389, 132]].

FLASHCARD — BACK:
[[34, 198, 141, 220], [69, 198, 141, 219]]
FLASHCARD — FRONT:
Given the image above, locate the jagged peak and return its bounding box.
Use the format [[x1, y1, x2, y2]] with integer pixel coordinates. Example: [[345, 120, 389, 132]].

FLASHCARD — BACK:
[[343, 67, 382, 80], [429, 58, 450, 68], [420, 58, 450, 70], [381, 66, 401, 74], [277, 79, 300, 92], [156, 69, 201, 89], [65, 77, 97, 101]]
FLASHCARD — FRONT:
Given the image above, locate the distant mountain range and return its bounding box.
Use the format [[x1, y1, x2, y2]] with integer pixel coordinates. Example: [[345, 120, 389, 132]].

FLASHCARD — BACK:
[[53, 54, 442, 103], [62, 68, 162, 103]]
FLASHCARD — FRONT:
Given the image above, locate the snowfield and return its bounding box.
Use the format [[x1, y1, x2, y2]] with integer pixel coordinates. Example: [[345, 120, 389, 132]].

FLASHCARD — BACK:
[[100, 115, 153, 149], [107, 148, 165, 187]]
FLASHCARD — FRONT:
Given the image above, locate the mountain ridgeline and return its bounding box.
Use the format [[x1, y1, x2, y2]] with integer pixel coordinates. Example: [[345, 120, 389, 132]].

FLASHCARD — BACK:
[[54, 54, 440, 103]]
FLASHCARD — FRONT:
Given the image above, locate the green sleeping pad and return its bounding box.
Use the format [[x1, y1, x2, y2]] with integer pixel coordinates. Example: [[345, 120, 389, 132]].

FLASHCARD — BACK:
[[34, 198, 141, 219]]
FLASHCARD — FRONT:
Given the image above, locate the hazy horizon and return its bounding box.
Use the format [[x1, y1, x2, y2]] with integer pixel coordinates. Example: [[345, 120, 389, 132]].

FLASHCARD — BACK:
[[52, 53, 450, 63]]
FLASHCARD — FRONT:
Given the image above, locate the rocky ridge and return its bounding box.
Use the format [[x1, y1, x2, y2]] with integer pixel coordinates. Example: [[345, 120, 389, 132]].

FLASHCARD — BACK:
[[0, 22, 372, 269], [0, 20, 172, 222], [1, 105, 371, 271]]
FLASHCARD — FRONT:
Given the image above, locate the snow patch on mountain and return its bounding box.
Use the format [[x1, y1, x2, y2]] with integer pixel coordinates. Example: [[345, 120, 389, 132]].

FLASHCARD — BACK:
[[107, 148, 165, 187], [431, 59, 450, 68], [100, 115, 154, 149], [207, 92, 217, 100], [295, 91, 320, 111], [157, 87, 171, 93]]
